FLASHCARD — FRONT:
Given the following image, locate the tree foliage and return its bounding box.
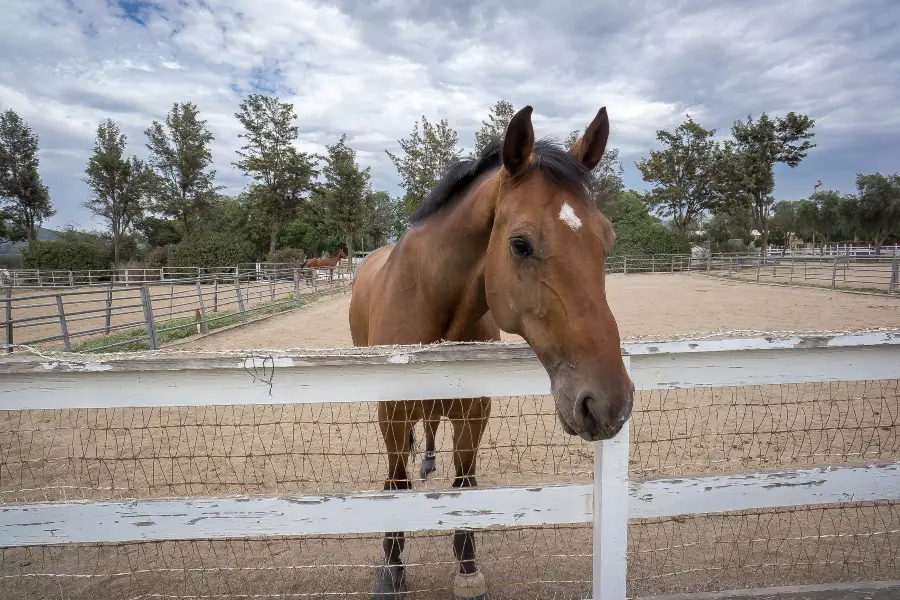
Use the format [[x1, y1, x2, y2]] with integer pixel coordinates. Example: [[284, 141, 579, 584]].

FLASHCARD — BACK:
[[167, 230, 255, 267], [83, 119, 150, 268], [21, 229, 111, 271], [144, 102, 219, 238], [606, 190, 691, 256], [0, 109, 55, 247], [635, 116, 719, 234], [385, 115, 460, 223], [853, 172, 900, 253], [715, 111, 816, 253], [314, 134, 372, 259], [233, 94, 318, 255]]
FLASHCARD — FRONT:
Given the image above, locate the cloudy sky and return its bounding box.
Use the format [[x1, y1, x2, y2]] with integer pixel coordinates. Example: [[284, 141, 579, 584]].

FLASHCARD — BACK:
[[2, 0, 899, 230]]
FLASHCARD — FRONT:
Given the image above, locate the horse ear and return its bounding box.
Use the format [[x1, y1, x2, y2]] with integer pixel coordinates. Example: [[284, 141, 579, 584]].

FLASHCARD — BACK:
[[569, 107, 609, 170], [502, 105, 535, 177]]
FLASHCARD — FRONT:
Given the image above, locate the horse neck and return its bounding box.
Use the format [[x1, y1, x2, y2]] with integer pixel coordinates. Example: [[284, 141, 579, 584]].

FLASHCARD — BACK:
[[408, 172, 500, 338]]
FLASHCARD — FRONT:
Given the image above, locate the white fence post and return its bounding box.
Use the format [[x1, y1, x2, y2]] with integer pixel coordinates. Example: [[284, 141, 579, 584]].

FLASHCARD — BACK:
[[592, 355, 631, 600]]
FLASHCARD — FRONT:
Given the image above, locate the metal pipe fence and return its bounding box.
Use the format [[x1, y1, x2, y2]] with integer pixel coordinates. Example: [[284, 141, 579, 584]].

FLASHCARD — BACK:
[[0, 265, 352, 353]]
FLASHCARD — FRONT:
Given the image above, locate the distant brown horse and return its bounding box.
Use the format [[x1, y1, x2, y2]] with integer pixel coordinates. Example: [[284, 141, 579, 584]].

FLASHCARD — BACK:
[[349, 106, 634, 600], [302, 249, 346, 282]]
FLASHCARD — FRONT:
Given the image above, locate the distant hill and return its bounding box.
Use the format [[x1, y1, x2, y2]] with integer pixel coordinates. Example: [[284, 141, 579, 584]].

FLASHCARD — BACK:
[[0, 228, 62, 255]]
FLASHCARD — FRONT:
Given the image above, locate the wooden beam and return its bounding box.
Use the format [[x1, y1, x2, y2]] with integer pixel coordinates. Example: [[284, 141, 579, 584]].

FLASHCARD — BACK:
[[2, 461, 897, 548], [1, 335, 898, 411]]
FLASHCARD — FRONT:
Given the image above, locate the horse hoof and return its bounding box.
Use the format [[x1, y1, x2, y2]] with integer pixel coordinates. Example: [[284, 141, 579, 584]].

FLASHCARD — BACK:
[[371, 564, 407, 599], [454, 569, 488, 600], [420, 455, 436, 479]]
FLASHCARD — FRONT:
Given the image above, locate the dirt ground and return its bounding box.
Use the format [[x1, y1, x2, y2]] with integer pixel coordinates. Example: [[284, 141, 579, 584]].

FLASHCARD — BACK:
[[1, 273, 898, 599], [179, 273, 900, 350]]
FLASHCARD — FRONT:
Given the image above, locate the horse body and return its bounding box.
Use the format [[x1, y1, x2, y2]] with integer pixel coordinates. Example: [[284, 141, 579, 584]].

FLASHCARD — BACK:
[[349, 105, 634, 600], [302, 249, 346, 282]]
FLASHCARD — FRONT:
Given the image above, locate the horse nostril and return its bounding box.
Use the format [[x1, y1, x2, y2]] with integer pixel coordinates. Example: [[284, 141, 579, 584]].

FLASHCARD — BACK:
[[575, 393, 603, 431]]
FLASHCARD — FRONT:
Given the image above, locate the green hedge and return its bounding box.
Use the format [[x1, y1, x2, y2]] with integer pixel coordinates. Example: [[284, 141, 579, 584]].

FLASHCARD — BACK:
[[167, 232, 255, 267], [21, 239, 112, 271], [610, 220, 691, 256]]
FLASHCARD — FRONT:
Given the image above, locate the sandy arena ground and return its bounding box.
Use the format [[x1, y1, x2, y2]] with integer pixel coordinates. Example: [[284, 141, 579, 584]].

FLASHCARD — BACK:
[[2, 273, 898, 599], [178, 273, 900, 350]]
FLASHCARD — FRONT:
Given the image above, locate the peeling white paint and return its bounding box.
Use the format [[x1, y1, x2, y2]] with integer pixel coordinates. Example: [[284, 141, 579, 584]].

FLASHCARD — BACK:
[[559, 202, 582, 231], [239, 357, 294, 370], [2, 461, 896, 547], [388, 353, 411, 364], [3, 342, 898, 411], [39, 361, 112, 372]]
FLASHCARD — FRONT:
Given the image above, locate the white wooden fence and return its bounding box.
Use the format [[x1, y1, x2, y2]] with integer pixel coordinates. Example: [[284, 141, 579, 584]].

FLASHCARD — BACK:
[[0, 331, 899, 599]]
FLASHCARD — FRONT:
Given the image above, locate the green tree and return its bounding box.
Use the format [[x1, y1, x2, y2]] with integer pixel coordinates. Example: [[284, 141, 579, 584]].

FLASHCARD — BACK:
[[769, 200, 799, 246], [134, 215, 182, 248], [565, 129, 624, 213], [715, 111, 816, 254], [315, 134, 371, 259], [386, 115, 461, 220], [145, 102, 219, 238], [233, 94, 318, 255], [362, 189, 399, 250], [604, 190, 691, 256], [853, 172, 900, 254], [473, 100, 515, 156], [635, 116, 719, 234], [0, 109, 55, 247], [83, 119, 150, 268]]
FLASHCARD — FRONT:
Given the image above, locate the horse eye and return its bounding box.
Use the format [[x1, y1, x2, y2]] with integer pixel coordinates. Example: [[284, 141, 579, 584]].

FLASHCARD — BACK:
[[509, 237, 533, 257]]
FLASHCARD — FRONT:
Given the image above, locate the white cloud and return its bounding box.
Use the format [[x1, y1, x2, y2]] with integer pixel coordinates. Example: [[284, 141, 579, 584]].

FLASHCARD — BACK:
[[0, 0, 898, 230]]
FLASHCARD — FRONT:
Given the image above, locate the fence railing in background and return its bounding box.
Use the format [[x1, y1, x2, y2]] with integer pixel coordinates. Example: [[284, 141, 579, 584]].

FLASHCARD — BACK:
[[3, 253, 899, 293], [0, 259, 355, 288], [765, 243, 900, 257], [0, 331, 898, 599], [0, 265, 352, 353]]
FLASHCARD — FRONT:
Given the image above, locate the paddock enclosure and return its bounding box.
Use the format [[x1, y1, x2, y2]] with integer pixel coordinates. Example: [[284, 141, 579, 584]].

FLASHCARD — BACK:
[[1, 264, 899, 599]]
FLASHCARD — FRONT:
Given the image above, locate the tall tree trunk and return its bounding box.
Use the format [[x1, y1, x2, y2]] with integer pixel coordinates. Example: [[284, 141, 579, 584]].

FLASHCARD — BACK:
[[268, 226, 278, 258], [113, 232, 121, 270], [345, 234, 354, 266], [26, 216, 35, 249]]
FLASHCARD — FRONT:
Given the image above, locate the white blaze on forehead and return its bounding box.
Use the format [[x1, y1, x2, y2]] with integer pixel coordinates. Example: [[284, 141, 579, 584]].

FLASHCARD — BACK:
[[558, 202, 582, 231]]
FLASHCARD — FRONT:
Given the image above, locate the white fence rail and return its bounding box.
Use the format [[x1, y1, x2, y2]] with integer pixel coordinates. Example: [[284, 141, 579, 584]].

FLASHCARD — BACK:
[[1, 332, 899, 599]]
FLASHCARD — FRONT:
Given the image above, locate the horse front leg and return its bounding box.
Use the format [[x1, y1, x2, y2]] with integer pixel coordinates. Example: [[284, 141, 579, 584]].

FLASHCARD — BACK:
[[419, 400, 441, 479], [449, 396, 491, 600], [372, 401, 414, 600]]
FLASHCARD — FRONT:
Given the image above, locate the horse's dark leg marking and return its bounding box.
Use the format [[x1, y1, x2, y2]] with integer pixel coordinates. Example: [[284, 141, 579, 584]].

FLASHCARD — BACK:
[[449, 397, 491, 599], [420, 416, 439, 479], [372, 401, 413, 599]]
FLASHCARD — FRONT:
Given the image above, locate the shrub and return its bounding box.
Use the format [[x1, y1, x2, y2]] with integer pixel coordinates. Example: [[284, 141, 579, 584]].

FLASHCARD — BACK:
[[609, 220, 691, 257], [167, 232, 255, 268], [21, 238, 111, 271], [144, 245, 169, 269], [267, 247, 306, 265]]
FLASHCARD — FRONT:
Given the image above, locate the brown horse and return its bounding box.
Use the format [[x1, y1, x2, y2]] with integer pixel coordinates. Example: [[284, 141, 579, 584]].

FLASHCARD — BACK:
[[302, 248, 346, 281], [349, 106, 634, 600]]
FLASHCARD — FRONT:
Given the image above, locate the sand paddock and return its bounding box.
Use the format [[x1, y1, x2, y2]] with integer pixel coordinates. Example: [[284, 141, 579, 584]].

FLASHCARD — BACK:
[[1, 273, 898, 599]]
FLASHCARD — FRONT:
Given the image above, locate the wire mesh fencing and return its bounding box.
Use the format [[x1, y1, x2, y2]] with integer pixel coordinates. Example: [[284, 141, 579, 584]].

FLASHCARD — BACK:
[[1, 266, 351, 353], [1, 377, 897, 598]]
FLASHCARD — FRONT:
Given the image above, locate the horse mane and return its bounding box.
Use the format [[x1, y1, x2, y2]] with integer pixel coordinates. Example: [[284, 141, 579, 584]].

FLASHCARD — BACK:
[[409, 136, 591, 227]]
